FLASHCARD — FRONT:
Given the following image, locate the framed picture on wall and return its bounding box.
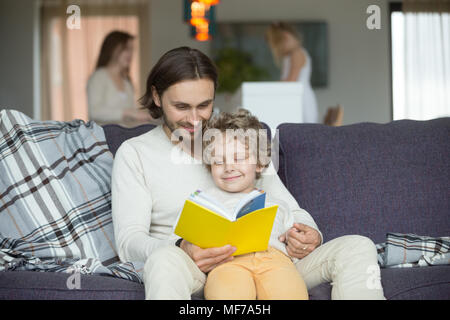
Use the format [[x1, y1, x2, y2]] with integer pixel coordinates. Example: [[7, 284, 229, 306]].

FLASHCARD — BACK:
[[211, 21, 328, 92]]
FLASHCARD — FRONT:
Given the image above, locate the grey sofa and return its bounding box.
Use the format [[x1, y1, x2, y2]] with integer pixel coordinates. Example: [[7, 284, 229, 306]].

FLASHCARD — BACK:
[[1, 117, 449, 299]]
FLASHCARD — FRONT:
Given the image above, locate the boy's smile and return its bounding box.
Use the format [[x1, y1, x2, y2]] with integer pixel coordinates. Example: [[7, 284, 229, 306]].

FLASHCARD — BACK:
[[210, 136, 262, 193]]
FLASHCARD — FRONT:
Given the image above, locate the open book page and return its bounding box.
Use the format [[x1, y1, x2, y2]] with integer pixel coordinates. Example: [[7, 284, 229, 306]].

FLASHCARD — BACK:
[[233, 189, 266, 220], [188, 190, 234, 220], [173, 189, 268, 230]]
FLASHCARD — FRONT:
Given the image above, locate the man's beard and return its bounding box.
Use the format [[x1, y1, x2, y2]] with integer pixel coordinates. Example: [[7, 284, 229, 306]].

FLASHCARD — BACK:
[[161, 109, 210, 157], [162, 107, 212, 135], [162, 112, 177, 134], [162, 112, 203, 138]]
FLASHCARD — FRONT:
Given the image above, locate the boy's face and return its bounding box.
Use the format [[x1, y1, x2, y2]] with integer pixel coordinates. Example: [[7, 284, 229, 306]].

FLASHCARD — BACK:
[[210, 136, 262, 193]]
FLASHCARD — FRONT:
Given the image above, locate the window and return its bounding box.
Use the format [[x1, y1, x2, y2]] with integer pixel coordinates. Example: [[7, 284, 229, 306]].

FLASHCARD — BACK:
[[390, 3, 450, 121]]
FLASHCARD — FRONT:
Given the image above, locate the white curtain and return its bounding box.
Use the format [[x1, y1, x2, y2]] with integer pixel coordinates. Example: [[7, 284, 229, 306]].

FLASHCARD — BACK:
[[392, 2, 450, 120]]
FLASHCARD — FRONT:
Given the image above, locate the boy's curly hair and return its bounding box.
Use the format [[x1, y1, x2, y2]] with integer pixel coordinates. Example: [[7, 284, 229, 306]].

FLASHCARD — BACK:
[[202, 108, 271, 179]]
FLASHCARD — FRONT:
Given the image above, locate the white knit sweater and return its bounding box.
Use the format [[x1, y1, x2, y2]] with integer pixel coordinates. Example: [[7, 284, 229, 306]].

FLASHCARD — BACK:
[[111, 125, 322, 263], [87, 67, 135, 125]]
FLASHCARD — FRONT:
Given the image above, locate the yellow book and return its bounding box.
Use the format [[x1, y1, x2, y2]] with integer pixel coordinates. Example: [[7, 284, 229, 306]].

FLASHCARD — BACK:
[[174, 190, 278, 256]]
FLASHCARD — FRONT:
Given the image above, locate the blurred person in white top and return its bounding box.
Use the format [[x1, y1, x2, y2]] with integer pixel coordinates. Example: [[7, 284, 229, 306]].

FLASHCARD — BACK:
[[266, 22, 318, 124], [87, 31, 157, 127]]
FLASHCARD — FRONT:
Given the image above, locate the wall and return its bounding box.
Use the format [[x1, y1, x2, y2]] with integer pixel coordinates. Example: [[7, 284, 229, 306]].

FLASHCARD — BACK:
[[149, 0, 210, 65], [0, 0, 36, 118], [150, 0, 393, 125], [0, 0, 393, 125]]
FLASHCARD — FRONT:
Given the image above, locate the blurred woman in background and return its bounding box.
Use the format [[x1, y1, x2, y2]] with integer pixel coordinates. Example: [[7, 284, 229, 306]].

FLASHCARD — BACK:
[[266, 22, 318, 123], [87, 30, 156, 126]]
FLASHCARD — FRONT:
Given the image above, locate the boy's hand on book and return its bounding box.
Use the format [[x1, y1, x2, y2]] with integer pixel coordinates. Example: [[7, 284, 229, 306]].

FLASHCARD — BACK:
[[180, 240, 236, 273], [278, 223, 321, 259]]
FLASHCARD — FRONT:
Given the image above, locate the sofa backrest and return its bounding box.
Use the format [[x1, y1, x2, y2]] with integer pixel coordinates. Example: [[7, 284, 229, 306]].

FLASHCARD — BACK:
[[102, 122, 272, 157], [276, 118, 450, 244], [102, 124, 156, 156]]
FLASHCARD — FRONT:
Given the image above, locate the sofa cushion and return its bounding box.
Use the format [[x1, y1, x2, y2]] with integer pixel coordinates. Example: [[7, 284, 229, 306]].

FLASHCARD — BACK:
[[307, 266, 450, 300], [276, 118, 450, 244], [380, 266, 450, 300], [3, 266, 448, 300], [0, 270, 145, 300]]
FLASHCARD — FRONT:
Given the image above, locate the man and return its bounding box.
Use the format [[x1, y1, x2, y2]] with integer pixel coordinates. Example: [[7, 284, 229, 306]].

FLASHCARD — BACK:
[[111, 46, 385, 300]]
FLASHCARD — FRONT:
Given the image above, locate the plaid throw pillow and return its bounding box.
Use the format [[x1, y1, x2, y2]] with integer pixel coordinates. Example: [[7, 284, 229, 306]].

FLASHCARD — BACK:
[[0, 109, 142, 282]]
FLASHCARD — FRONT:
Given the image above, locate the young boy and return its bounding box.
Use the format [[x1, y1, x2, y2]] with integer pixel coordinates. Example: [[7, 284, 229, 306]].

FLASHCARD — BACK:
[[201, 109, 308, 300]]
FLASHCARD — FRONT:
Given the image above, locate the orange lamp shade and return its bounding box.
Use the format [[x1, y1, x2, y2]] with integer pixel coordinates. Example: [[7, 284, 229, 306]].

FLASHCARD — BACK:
[[196, 20, 209, 33], [198, 0, 220, 6], [190, 17, 208, 26], [195, 20, 210, 41], [195, 32, 210, 41], [191, 1, 205, 17], [190, 1, 208, 26]]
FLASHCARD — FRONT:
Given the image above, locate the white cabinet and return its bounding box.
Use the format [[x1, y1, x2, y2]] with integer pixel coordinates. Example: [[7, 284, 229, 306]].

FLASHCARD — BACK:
[[225, 82, 303, 134]]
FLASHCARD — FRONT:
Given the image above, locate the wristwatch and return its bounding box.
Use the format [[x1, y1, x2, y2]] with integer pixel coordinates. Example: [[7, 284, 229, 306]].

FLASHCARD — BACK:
[[175, 238, 183, 247]]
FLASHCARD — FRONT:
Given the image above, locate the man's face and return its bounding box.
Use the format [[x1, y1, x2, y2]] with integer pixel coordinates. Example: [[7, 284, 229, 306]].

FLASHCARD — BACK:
[[210, 136, 262, 194], [153, 78, 215, 141]]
